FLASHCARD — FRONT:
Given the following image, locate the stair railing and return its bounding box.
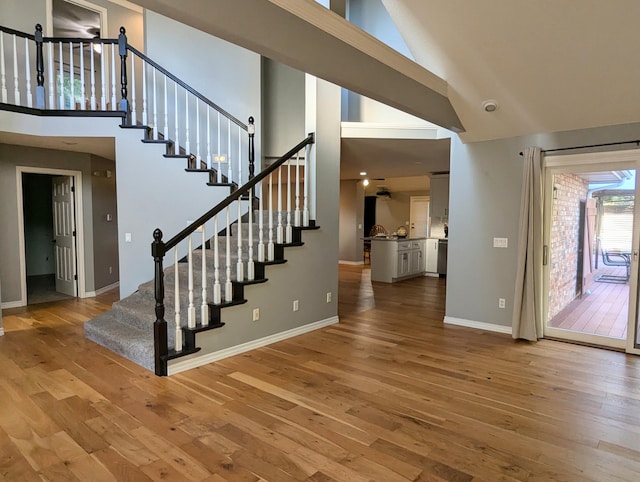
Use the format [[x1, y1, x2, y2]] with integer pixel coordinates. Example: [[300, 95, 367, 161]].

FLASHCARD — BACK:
[[0, 24, 250, 186], [151, 132, 315, 376]]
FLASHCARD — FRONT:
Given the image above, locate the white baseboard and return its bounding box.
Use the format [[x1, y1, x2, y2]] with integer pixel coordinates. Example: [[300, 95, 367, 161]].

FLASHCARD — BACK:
[[424, 272, 439, 278], [0, 327, 4, 336], [444, 316, 512, 335], [1, 300, 25, 309], [339, 260, 365, 265], [85, 282, 120, 298], [168, 316, 340, 375]]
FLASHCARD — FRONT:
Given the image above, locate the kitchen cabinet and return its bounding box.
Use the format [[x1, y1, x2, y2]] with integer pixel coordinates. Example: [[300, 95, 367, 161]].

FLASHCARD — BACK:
[[371, 238, 426, 283], [425, 238, 438, 273]]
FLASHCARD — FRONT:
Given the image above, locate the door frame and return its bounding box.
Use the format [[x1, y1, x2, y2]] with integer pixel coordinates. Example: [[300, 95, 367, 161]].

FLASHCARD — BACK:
[[45, 0, 109, 37], [410, 195, 430, 238], [542, 149, 640, 354], [16, 166, 86, 306]]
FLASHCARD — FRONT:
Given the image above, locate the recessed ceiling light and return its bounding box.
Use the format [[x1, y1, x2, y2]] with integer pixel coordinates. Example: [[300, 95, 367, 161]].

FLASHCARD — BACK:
[[359, 171, 367, 176], [482, 99, 498, 112], [363, 179, 369, 186]]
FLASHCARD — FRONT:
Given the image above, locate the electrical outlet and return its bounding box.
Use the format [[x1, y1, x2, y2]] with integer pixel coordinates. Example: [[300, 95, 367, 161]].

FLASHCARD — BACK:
[[326, 292, 332, 303], [252, 308, 260, 321], [125, 232, 132, 242], [499, 298, 506, 309], [293, 300, 299, 312], [109, 266, 112, 274], [493, 237, 508, 248]]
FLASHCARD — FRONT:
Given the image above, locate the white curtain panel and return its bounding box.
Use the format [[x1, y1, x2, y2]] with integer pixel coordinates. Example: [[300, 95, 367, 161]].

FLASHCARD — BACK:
[[512, 147, 544, 341]]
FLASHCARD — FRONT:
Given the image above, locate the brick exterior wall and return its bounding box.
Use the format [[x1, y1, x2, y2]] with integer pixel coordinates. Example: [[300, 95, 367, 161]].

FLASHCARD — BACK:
[[548, 174, 589, 321]]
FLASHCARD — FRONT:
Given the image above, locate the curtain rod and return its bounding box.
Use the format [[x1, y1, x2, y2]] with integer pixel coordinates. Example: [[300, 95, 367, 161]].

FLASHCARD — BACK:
[[519, 139, 640, 156]]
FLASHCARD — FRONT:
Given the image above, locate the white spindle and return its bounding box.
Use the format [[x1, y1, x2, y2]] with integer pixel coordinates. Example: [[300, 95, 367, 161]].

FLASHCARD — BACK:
[[268, 173, 274, 261], [174, 248, 182, 353], [295, 152, 301, 227], [152, 67, 158, 139], [79, 42, 85, 110], [0, 33, 7, 103], [213, 215, 221, 304], [237, 125, 242, 185], [58, 42, 64, 109], [248, 191, 255, 281], [100, 43, 106, 110], [12, 35, 19, 105], [24, 38, 32, 107], [304, 144, 310, 226], [286, 158, 292, 243], [174, 81, 179, 149], [201, 224, 209, 326], [185, 90, 190, 155], [141, 62, 147, 125], [69, 42, 74, 109], [47, 42, 54, 109], [225, 207, 233, 302], [258, 180, 265, 262], [187, 234, 196, 328], [130, 53, 136, 123], [227, 119, 232, 184], [163, 75, 168, 140], [236, 197, 244, 283], [277, 166, 284, 244], [206, 108, 211, 170], [110, 44, 116, 110], [196, 100, 201, 165], [216, 112, 222, 182], [90, 45, 96, 110]]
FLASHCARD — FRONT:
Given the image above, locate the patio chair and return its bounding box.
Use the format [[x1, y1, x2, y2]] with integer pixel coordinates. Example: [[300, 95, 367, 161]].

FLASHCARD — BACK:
[[596, 249, 630, 283]]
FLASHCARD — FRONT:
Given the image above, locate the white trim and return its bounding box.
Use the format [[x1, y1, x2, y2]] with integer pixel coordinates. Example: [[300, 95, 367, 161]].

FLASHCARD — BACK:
[[85, 281, 119, 297], [444, 316, 513, 335], [106, 0, 143, 13], [1, 301, 24, 309], [0, 328, 4, 336], [545, 327, 627, 350], [339, 260, 364, 265], [341, 121, 439, 140], [544, 148, 640, 169], [168, 316, 340, 375], [16, 167, 87, 308]]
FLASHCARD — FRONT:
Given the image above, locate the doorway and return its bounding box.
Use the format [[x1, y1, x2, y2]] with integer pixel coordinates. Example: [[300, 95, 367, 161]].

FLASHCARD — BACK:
[[542, 149, 640, 354], [17, 167, 86, 306], [410, 196, 429, 238]]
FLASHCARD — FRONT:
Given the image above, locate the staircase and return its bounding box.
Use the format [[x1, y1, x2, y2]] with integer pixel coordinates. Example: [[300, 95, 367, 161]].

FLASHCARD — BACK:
[[1, 24, 321, 376]]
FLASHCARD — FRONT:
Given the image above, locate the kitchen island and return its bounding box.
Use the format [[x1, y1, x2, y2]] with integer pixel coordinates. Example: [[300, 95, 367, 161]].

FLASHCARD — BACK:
[[370, 237, 427, 283]]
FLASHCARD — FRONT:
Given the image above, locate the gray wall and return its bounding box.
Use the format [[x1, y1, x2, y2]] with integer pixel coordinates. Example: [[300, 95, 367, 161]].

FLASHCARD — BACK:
[[339, 180, 364, 262], [447, 121, 640, 328], [0, 0, 46, 30]]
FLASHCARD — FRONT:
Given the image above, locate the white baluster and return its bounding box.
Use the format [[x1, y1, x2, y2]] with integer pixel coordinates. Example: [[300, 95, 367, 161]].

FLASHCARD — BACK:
[[237, 197, 244, 283], [213, 214, 221, 304], [90, 44, 96, 110], [24, 38, 32, 107], [286, 158, 292, 243], [304, 143, 310, 226], [237, 124, 242, 186], [79, 42, 85, 110], [277, 166, 284, 244], [129, 53, 136, 123], [225, 206, 233, 302], [100, 42, 106, 110], [196, 99, 201, 166], [152, 67, 158, 139], [216, 112, 222, 182], [201, 224, 208, 326], [295, 151, 301, 227], [268, 173, 274, 261], [174, 248, 182, 353], [47, 42, 54, 109], [12, 35, 19, 105], [58, 42, 64, 108], [248, 190, 255, 281], [185, 90, 190, 156], [0, 33, 7, 103], [141, 62, 147, 125], [163, 75, 168, 141], [187, 234, 196, 328], [174, 81, 179, 150], [227, 119, 232, 184], [258, 179, 265, 262], [69, 42, 74, 109], [206, 108, 211, 170], [110, 43, 116, 110]]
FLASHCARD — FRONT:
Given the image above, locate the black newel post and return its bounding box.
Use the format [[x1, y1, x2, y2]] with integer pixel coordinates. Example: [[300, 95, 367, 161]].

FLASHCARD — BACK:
[[34, 24, 45, 109], [152, 229, 168, 376], [118, 27, 130, 123], [248, 116, 255, 197]]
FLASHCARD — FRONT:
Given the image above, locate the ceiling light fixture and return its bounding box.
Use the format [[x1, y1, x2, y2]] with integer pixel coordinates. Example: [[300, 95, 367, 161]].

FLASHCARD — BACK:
[[360, 171, 367, 176], [482, 99, 498, 112], [363, 179, 369, 186]]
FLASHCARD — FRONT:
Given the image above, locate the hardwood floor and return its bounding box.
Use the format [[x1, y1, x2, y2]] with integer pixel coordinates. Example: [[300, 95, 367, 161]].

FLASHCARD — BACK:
[[1, 265, 640, 481]]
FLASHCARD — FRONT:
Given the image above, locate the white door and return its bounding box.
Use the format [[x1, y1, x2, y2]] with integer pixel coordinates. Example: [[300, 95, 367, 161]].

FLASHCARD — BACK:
[[52, 176, 77, 296], [410, 196, 429, 238]]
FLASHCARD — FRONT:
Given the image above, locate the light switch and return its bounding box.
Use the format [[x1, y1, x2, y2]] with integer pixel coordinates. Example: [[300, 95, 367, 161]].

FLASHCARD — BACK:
[[125, 233, 132, 242], [493, 237, 508, 248], [106, 213, 112, 222]]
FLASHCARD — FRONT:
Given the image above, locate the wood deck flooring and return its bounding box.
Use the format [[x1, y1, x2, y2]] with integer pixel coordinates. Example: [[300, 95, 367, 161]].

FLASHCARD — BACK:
[[1, 265, 640, 480], [549, 265, 629, 339]]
